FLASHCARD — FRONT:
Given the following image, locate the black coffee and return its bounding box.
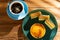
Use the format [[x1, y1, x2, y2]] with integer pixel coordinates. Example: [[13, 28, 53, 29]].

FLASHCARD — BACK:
[[11, 3, 23, 14]]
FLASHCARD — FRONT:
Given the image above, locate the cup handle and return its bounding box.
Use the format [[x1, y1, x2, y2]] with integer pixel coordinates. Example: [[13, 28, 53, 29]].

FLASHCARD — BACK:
[[18, 1, 28, 20], [18, 9, 26, 20]]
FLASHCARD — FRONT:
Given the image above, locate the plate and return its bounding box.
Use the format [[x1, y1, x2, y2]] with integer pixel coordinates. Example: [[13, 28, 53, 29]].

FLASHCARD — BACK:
[[22, 9, 58, 40]]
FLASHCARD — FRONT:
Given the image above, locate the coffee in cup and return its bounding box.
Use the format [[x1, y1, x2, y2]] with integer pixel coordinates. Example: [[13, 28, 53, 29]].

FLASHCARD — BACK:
[[10, 2, 23, 14]]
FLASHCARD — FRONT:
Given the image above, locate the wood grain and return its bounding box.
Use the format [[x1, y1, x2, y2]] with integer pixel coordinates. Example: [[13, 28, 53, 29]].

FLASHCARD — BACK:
[[0, 0, 60, 40]]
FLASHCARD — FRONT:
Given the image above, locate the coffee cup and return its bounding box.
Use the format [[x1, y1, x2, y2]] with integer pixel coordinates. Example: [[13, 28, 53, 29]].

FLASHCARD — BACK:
[[7, 1, 28, 20]]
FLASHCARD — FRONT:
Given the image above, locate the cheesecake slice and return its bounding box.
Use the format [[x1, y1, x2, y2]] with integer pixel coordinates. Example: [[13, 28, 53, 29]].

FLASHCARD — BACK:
[[45, 19, 55, 29], [39, 15, 50, 21], [30, 12, 42, 19]]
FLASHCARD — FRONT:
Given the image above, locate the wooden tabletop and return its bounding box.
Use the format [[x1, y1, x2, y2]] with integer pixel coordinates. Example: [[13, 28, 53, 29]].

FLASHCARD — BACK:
[[0, 0, 60, 40]]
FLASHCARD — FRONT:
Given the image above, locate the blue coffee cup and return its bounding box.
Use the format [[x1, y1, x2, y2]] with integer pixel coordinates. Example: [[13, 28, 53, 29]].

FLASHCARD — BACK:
[[7, 0, 28, 20]]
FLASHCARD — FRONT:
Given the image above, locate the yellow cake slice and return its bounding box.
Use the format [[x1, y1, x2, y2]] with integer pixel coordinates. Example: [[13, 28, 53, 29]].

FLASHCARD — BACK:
[[45, 19, 55, 29], [39, 15, 50, 21], [30, 12, 42, 19]]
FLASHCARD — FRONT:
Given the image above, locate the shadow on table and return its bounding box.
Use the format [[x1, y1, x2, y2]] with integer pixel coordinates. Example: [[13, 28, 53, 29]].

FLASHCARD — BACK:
[[18, 24, 27, 40], [0, 23, 19, 36]]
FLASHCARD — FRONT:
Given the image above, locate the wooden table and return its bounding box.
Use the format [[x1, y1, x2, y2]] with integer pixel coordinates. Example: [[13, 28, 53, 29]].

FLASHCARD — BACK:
[[0, 0, 60, 40]]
